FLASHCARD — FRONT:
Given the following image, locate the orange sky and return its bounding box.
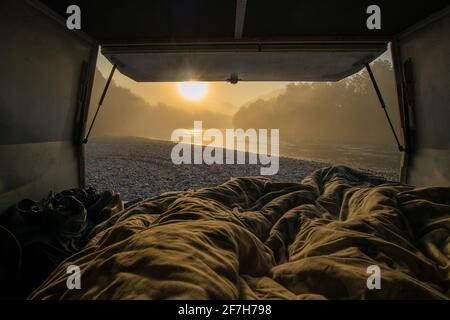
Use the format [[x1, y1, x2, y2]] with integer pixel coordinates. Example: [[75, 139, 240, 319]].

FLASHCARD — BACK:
[[96, 52, 289, 115]]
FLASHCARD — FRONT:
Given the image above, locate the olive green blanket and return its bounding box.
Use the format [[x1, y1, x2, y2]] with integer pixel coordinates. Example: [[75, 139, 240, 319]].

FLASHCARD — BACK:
[[30, 166, 449, 299]]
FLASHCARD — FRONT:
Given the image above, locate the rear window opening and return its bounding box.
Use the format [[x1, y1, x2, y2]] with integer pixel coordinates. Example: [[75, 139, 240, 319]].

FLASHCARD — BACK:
[[85, 48, 401, 201]]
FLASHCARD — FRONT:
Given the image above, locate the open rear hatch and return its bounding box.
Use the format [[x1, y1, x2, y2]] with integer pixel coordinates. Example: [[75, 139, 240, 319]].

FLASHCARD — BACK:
[[102, 42, 386, 82]]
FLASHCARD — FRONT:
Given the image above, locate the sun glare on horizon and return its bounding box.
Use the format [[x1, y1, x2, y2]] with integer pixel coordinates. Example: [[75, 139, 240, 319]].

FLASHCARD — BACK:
[[177, 82, 208, 101]]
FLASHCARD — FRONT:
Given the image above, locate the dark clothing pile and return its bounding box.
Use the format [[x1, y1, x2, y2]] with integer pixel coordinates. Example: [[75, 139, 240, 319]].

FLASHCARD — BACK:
[[0, 188, 123, 299]]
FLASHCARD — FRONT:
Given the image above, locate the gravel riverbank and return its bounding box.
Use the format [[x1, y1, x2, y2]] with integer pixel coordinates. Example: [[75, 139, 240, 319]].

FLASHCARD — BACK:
[[86, 136, 398, 201]]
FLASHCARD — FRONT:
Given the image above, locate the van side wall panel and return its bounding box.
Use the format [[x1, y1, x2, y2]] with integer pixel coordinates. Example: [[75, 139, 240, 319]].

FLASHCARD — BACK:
[[0, 0, 96, 212], [398, 10, 450, 186]]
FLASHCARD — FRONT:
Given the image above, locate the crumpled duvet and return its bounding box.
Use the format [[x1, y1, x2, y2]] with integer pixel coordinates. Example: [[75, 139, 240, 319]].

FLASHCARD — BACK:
[[29, 166, 450, 300]]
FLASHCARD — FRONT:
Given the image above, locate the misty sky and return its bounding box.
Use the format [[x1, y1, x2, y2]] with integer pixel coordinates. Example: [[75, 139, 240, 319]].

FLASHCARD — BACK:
[[96, 48, 392, 115]]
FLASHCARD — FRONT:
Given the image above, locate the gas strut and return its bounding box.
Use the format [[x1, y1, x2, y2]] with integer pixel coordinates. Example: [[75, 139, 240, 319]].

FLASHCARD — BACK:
[[365, 63, 405, 152], [83, 64, 117, 144]]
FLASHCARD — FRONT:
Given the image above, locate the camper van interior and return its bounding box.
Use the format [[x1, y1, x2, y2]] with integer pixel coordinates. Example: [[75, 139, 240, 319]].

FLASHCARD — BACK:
[[0, 0, 449, 301]]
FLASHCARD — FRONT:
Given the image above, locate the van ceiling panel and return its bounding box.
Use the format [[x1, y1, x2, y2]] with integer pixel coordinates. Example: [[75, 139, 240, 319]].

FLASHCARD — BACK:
[[40, 0, 237, 42], [39, 0, 449, 43], [244, 1, 450, 38], [102, 43, 386, 82]]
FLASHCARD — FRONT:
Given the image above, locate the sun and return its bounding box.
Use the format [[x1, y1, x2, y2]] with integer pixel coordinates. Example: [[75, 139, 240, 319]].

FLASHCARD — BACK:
[[177, 82, 208, 101]]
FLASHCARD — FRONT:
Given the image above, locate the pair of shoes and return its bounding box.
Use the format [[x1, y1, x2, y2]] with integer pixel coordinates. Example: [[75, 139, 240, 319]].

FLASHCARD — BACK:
[[16, 192, 88, 241]]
